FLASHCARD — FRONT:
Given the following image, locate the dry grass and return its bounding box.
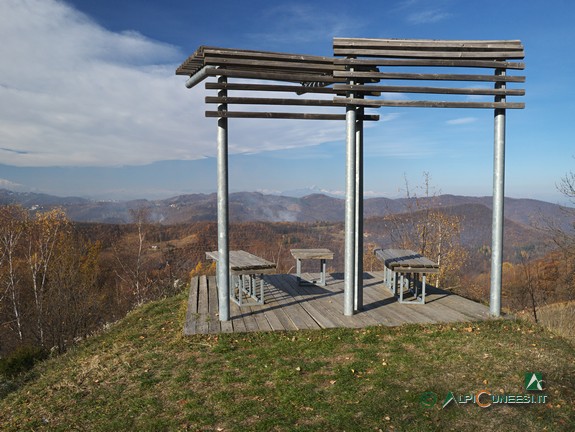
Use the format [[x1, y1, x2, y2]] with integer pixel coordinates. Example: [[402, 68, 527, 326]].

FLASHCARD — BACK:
[[0, 293, 574, 431], [530, 301, 575, 343]]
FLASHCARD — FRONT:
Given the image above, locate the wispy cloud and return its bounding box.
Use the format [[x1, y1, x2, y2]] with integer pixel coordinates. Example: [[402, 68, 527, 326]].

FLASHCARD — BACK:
[[407, 9, 451, 24], [247, 3, 363, 47], [446, 117, 478, 125]]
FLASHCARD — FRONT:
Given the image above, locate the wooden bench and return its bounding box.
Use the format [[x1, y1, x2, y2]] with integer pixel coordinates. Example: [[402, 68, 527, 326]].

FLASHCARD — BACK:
[[374, 248, 439, 304], [290, 248, 334, 286], [206, 250, 276, 306]]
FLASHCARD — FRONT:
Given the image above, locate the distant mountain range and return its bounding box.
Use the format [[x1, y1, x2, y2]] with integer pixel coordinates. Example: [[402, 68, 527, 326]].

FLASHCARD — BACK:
[[0, 189, 572, 232]]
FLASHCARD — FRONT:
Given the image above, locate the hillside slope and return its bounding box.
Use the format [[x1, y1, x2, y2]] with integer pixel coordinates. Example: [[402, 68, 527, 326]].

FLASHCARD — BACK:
[[0, 293, 573, 431]]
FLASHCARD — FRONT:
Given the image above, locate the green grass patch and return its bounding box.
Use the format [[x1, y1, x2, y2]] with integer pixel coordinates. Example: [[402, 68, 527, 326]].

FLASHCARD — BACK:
[[0, 293, 574, 431]]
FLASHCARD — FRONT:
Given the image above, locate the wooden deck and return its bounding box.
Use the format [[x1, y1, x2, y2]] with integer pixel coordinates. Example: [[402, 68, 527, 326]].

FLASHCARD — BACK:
[[183, 272, 491, 335]]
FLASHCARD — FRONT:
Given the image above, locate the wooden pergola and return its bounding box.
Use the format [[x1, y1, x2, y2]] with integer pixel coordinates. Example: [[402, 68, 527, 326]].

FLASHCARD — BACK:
[[176, 38, 525, 321]]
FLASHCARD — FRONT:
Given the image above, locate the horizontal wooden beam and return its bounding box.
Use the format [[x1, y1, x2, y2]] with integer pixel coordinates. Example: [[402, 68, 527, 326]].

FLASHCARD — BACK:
[[333, 48, 524, 59], [205, 67, 340, 83], [334, 58, 525, 70], [333, 38, 523, 50], [333, 84, 525, 97], [205, 96, 381, 108], [205, 111, 380, 120], [203, 56, 339, 73], [206, 82, 338, 94], [334, 97, 525, 109], [200, 47, 335, 64], [334, 71, 525, 83], [206, 96, 337, 107]]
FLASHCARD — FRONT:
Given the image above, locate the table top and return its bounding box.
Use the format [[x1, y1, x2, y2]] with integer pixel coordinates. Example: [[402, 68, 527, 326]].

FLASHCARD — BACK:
[[290, 248, 334, 260], [374, 248, 438, 272], [206, 250, 276, 274]]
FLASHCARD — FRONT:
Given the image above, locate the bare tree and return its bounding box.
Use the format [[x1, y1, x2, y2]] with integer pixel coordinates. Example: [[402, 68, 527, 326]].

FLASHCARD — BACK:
[[391, 172, 467, 288], [0, 205, 28, 342], [113, 206, 152, 305], [26, 208, 70, 347]]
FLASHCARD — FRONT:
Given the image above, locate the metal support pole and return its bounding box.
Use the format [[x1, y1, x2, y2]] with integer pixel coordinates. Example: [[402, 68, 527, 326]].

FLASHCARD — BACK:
[[354, 105, 364, 311], [344, 68, 357, 316], [490, 68, 506, 317], [217, 75, 230, 321]]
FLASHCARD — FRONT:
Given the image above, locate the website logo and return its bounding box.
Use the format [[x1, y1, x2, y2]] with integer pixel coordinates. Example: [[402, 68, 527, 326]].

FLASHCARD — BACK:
[[525, 372, 545, 391], [420, 372, 548, 410]]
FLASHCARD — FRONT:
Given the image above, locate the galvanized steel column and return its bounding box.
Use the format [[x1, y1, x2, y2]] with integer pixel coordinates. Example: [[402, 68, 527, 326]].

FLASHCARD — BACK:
[[354, 105, 364, 311], [217, 75, 230, 321], [344, 69, 356, 316], [490, 68, 506, 317]]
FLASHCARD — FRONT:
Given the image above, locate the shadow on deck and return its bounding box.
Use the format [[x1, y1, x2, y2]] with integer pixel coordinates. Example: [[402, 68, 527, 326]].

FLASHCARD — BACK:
[[183, 272, 490, 335]]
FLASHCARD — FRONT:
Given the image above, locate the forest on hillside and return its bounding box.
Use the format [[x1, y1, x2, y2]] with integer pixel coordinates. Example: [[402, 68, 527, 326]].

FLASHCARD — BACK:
[[1, 180, 574, 360]]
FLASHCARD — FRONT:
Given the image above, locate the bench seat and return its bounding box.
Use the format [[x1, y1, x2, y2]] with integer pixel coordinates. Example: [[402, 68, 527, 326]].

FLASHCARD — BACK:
[[374, 248, 439, 304]]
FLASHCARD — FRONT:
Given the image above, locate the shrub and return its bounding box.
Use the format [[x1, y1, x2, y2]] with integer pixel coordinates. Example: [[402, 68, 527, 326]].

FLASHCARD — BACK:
[[0, 345, 48, 378]]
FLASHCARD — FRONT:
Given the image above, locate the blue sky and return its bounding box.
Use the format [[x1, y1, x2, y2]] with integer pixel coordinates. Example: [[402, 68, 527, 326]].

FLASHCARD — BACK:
[[0, 0, 574, 203]]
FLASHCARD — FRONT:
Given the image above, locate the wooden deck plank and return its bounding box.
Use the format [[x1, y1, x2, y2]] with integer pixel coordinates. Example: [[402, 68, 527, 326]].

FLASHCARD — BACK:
[[207, 275, 221, 333], [289, 272, 350, 328], [260, 275, 300, 331], [183, 276, 199, 335], [300, 272, 380, 328], [278, 274, 339, 329], [271, 274, 323, 330], [183, 272, 491, 335], [202, 276, 234, 333], [243, 282, 273, 332], [195, 276, 210, 334]]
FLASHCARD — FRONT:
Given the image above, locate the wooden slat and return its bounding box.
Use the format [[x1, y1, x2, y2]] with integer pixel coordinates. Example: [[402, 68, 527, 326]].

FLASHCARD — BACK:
[[278, 275, 339, 329], [263, 275, 301, 331], [205, 67, 339, 84], [203, 56, 339, 73], [334, 58, 525, 70], [205, 82, 337, 94], [333, 38, 524, 60], [271, 276, 323, 330], [207, 275, 221, 333], [334, 98, 525, 109], [205, 111, 380, 121], [183, 276, 199, 335], [333, 38, 523, 49], [333, 48, 524, 59], [290, 248, 334, 260], [205, 96, 344, 107], [334, 71, 525, 83], [201, 47, 335, 64], [206, 250, 276, 274], [195, 275, 210, 334], [375, 249, 439, 273], [237, 305, 260, 332], [333, 84, 525, 97]]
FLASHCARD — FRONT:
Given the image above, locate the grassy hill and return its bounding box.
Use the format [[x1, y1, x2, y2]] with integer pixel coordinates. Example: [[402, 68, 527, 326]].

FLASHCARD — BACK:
[[1, 292, 574, 431]]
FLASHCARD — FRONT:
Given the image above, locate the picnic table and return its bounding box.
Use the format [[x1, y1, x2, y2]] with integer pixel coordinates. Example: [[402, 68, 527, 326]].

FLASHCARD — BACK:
[[374, 248, 439, 304], [206, 250, 276, 306], [290, 248, 334, 286]]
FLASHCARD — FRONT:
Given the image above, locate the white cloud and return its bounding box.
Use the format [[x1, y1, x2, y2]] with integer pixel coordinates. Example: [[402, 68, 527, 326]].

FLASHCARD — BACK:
[[0, 178, 32, 192], [406, 9, 451, 25], [446, 117, 478, 125], [0, 0, 346, 168]]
